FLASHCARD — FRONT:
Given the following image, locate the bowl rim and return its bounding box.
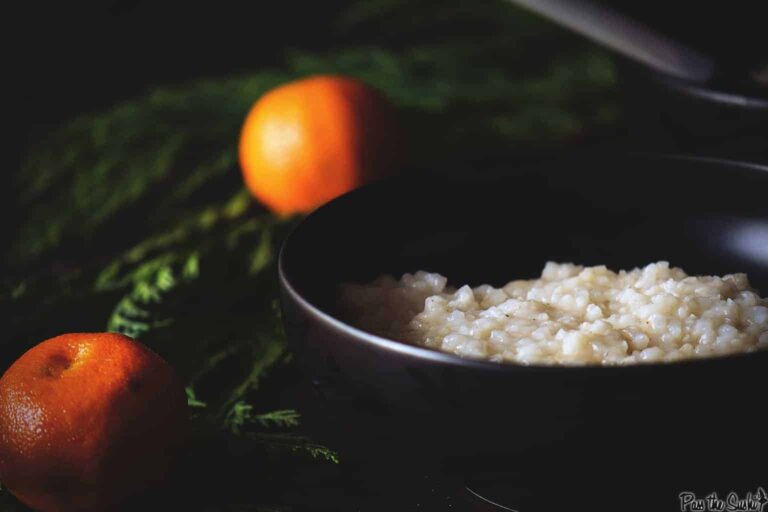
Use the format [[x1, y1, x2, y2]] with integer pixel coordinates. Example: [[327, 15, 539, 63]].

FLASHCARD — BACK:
[[621, 60, 768, 109], [278, 153, 768, 374], [659, 75, 768, 109]]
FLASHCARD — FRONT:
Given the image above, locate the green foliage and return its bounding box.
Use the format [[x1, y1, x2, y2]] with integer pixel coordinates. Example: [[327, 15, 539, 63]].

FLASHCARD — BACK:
[[253, 409, 302, 429], [0, 194, 317, 509], [227, 404, 302, 433], [106, 260, 189, 338], [186, 386, 208, 408], [247, 432, 340, 464], [10, 75, 280, 266], [7, 7, 617, 268]]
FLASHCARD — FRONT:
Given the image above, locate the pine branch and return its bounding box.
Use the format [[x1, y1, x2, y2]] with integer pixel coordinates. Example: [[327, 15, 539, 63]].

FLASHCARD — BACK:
[[9, 39, 617, 269], [225, 404, 301, 433], [248, 432, 340, 464], [213, 335, 289, 421], [186, 387, 208, 408], [253, 410, 301, 429], [106, 255, 197, 339]]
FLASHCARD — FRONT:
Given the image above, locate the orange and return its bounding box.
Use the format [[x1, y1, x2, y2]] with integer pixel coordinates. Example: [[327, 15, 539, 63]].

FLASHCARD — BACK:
[[0, 333, 187, 511], [238, 75, 400, 214]]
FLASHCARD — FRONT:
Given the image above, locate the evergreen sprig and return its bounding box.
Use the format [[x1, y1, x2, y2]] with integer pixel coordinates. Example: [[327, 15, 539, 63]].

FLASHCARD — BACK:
[[248, 432, 340, 464], [8, 39, 616, 269], [226, 404, 302, 433], [106, 256, 195, 338], [186, 387, 208, 409]]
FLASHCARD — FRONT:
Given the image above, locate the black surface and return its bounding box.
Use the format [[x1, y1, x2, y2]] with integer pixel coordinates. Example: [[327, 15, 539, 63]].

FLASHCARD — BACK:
[[279, 153, 768, 511]]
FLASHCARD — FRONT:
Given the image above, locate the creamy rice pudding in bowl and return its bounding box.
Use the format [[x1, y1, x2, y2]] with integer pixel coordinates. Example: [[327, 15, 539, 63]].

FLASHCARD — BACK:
[[278, 154, 768, 510], [339, 261, 768, 365]]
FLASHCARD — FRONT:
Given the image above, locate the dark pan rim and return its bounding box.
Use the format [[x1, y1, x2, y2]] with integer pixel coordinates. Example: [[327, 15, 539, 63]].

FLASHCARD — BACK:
[[655, 74, 768, 109], [278, 153, 768, 374], [624, 61, 768, 109]]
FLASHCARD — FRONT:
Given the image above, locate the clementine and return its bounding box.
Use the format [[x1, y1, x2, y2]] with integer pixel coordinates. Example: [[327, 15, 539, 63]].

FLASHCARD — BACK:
[[238, 75, 400, 214], [0, 333, 187, 511]]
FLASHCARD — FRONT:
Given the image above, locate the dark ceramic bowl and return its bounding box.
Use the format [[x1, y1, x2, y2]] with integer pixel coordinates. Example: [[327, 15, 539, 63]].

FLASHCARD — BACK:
[[620, 62, 768, 158], [279, 154, 768, 510]]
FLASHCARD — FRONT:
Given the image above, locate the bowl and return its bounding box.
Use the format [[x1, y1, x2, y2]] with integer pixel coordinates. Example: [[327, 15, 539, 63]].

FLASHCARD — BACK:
[[619, 62, 768, 158], [279, 153, 768, 510]]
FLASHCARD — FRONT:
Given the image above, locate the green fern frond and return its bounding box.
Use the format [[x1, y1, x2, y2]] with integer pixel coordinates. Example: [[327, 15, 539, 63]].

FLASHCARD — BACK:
[[225, 402, 256, 434], [106, 261, 196, 338], [182, 252, 200, 280], [217, 338, 287, 419], [186, 387, 208, 408], [9, 34, 617, 268], [248, 229, 273, 275], [250, 432, 340, 464], [253, 410, 301, 429], [10, 282, 27, 300], [225, 404, 301, 433]]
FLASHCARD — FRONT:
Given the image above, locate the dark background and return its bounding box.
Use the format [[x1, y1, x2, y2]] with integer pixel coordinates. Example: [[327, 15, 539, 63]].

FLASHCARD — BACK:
[[8, 0, 766, 157]]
